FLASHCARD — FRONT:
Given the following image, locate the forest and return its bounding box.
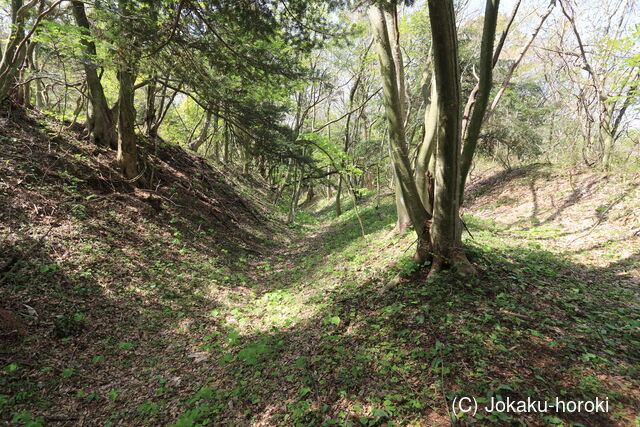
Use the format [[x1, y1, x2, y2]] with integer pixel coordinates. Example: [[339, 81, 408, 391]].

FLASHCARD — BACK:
[[0, 0, 639, 425]]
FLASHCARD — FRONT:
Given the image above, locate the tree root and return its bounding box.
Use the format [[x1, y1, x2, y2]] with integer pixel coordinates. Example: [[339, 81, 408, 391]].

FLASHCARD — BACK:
[[377, 272, 403, 295], [394, 222, 411, 233], [412, 224, 432, 264], [411, 249, 429, 265], [426, 255, 443, 281], [451, 249, 476, 278], [379, 243, 475, 295]]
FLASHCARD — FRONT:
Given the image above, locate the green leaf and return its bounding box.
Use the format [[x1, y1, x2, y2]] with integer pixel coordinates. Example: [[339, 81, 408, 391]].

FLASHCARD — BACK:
[[4, 362, 19, 373], [299, 387, 311, 397], [372, 408, 387, 418]]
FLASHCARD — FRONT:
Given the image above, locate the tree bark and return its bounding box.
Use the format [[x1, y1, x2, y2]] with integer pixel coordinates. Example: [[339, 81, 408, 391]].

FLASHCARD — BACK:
[[71, 0, 117, 148], [335, 174, 343, 216], [223, 118, 230, 163], [458, 0, 500, 203], [383, 4, 412, 231], [415, 73, 438, 212], [600, 112, 616, 170], [189, 110, 212, 152], [143, 75, 158, 138], [369, 3, 431, 261], [32, 44, 45, 109], [288, 164, 304, 223], [427, 0, 474, 275], [116, 66, 139, 180], [391, 152, 412, 231], [0, 0, 30, 102]]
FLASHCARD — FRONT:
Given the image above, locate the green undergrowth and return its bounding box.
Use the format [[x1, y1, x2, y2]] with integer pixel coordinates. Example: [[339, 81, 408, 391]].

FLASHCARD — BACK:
[[2, 126, 638, 426], [166, 196, 639, 426]]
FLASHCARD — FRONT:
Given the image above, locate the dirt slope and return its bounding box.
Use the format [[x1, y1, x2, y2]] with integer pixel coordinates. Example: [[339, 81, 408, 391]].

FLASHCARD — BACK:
[[465, 164, 640, 283], [0, 109, 288, 423]]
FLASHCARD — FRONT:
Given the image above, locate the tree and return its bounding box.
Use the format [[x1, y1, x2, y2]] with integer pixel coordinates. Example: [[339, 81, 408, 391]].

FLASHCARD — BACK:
[[71, 0, 117, 148], [557, 0, 639, 170], [0, 0, 61, 104], [369, 2, 432, 263], [113, 0, 141, 179], [427, 0, 468, 273], [369, 0, 500, 275], [457, 0, 501, 202], [0, 0, 31, 102]]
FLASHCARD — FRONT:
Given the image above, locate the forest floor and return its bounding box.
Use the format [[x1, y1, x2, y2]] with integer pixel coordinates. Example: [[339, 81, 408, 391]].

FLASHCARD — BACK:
[[1, 112, 639, 426]]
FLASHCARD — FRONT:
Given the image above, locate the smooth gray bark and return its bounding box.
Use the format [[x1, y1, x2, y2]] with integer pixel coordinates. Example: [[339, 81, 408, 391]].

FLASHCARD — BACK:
[[383, 5, 412, 231], [415, 73, 438, 212]]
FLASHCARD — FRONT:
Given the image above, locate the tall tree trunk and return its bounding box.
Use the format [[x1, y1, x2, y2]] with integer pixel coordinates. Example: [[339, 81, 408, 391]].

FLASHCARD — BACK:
[[15, 68, 28, 106], [211, 106, 219, 159], [601, 112, 616, 171], [458, 0, 500, 203], [427, 0, 474, 275], [189, 110, 212, 152], [152, 79, 179, 137], [223, 119, 230, 163], [369, 3, 431, 262], [21, 41, 40, 107], [32, 43, 45, 109], [558, 0, 619, 171], [602, 74, 640, 169], [384, 5, 408, 122], [415, 73, 438, 212], [335, 174, 343, 216], [288, 164, 304, 223], [274, 158, 293, 204], [214, 125, 221, 161], [116, 67, 138, 179], [384, 4, 412, 231], [71, 0, 117, 148], [143, 75, 158, 138], [392, 156, 412, 231]]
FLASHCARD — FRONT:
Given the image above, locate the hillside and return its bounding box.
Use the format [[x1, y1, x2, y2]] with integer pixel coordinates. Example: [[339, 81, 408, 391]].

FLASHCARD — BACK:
[[2, 0, 639, 424], [0, 110, 291, 424], [1, 114, 639, 425], [465, 164, 640, 281]]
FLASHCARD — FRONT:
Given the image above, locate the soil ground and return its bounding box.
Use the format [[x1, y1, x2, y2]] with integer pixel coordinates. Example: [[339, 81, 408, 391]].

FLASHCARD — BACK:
[[1, 113, 638, 426]]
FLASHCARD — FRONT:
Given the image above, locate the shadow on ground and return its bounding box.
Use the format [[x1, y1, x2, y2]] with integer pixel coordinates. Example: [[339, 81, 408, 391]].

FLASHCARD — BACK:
[[167, 217, 639, 426]]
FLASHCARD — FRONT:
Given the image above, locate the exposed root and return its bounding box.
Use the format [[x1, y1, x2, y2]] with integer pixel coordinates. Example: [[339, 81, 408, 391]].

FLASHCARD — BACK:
[[411, 247, 429, 264], [451, 249, 476, 278], [426, 255, 443, 281], [377, 272, 403, 295], [394, 223, 411, 233]]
